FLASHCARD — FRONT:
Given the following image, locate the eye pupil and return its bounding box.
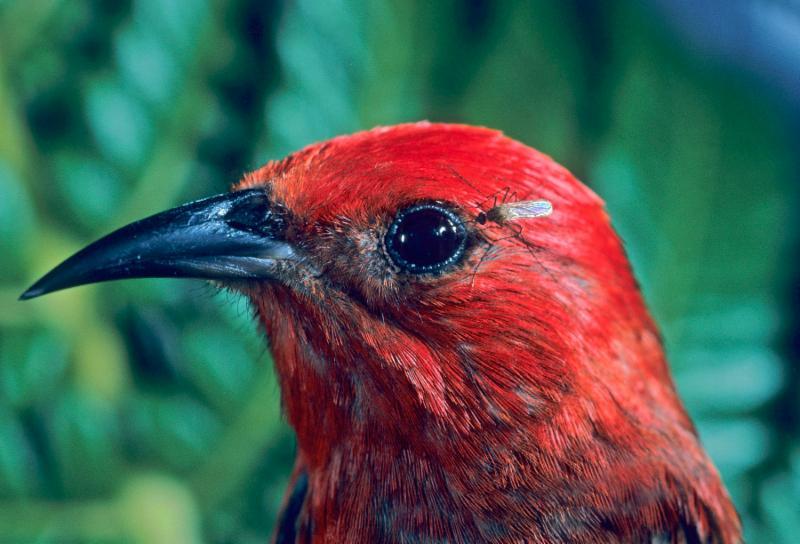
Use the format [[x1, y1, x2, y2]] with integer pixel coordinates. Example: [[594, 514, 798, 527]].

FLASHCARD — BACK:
[[385, 204, 467, 273]]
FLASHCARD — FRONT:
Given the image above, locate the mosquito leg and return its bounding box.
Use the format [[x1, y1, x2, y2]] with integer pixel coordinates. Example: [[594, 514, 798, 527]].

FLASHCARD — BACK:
[[508, 223, 558, 285], [470, 241, 495, 288]]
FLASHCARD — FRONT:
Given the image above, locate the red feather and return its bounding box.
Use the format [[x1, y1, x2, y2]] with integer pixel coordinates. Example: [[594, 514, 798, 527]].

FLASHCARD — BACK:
[[238, 123, 741, 543]]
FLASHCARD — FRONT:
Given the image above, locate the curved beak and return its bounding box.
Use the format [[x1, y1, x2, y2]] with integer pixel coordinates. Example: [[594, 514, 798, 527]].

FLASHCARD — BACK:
[[20, 189, 294, 300]]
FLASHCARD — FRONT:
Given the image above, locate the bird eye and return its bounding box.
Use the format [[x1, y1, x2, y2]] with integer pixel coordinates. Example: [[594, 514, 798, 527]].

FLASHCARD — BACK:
[[385, 203, 467, 274]]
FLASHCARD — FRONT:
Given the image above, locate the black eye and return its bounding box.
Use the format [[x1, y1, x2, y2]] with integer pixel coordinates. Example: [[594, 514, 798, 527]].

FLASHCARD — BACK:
[[385, 203, 467, 274]]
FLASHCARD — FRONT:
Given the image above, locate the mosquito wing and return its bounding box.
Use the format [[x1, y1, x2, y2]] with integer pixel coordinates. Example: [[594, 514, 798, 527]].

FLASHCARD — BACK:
[[493, 199, 553, 221]]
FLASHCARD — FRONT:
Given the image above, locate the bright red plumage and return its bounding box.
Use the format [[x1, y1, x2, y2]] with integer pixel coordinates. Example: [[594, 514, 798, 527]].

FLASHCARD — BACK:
[[235, 123, 741, 543]]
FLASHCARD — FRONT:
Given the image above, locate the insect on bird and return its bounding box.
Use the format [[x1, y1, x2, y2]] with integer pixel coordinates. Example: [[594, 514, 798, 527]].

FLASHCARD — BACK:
[[476, 198, 553, 225], [21, 123, 741, 543]]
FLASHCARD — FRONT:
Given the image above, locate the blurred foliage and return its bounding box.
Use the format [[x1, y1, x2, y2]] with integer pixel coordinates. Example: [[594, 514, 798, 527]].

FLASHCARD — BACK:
[[0, 1, 797, 542]]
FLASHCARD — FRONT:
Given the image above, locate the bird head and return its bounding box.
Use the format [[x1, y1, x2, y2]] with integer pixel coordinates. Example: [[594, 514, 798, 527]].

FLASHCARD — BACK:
[[22, 123, 740, 542]]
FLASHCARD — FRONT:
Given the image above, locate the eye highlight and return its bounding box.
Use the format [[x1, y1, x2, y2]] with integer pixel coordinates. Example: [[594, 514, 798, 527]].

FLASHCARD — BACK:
[[385, 203, 467, 274]]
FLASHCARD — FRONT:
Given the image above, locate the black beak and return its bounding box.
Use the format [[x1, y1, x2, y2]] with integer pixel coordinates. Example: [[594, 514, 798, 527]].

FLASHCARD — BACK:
[[20, 189, 293, 300]]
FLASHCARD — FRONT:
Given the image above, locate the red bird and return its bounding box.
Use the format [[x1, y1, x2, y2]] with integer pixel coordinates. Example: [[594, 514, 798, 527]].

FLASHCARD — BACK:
[[22, 123, 741, 543]]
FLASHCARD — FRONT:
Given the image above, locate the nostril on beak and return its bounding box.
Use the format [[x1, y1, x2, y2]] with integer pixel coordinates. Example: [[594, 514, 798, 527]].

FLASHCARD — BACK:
[[223, 190, 288, 239]]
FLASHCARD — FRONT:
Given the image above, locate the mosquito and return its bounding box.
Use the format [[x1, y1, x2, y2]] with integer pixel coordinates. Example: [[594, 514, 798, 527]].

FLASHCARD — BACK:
[[443, 166, 556, 286], [476, 198, 553, 226]]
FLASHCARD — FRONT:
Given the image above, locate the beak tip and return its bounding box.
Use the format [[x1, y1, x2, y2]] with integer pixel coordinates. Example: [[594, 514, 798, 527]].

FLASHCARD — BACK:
[[19, 286, 44, 301], [19, 276, 54, 300]]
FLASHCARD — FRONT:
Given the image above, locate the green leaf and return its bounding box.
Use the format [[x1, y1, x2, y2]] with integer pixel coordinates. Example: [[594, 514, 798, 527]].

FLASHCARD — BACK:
[[263, 0, 424, 158], [181, 322, 256, 414], [85, 77, 154, 171], [52, 151, 125, 229], [115, 24, 180, 109], [457, 2, 583, 160], [0, 329, 69, 408], [126, 394, 221, 472], [0, 407, 41, 497], [759, 470, 800, 544], [0, 161, 36, 279], [47, 389, 121, 496]]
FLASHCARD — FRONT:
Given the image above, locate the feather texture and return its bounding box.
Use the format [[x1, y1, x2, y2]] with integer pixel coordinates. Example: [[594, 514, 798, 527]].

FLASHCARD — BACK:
[[236, 123, 741, 543]]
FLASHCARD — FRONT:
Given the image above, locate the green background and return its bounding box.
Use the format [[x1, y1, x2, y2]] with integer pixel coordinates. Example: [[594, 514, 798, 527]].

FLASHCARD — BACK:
[[0, 1, 797, 542]]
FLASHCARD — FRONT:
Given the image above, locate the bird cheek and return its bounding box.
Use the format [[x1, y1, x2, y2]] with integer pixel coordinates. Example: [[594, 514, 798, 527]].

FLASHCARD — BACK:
[[310, 229, 396, 295]]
